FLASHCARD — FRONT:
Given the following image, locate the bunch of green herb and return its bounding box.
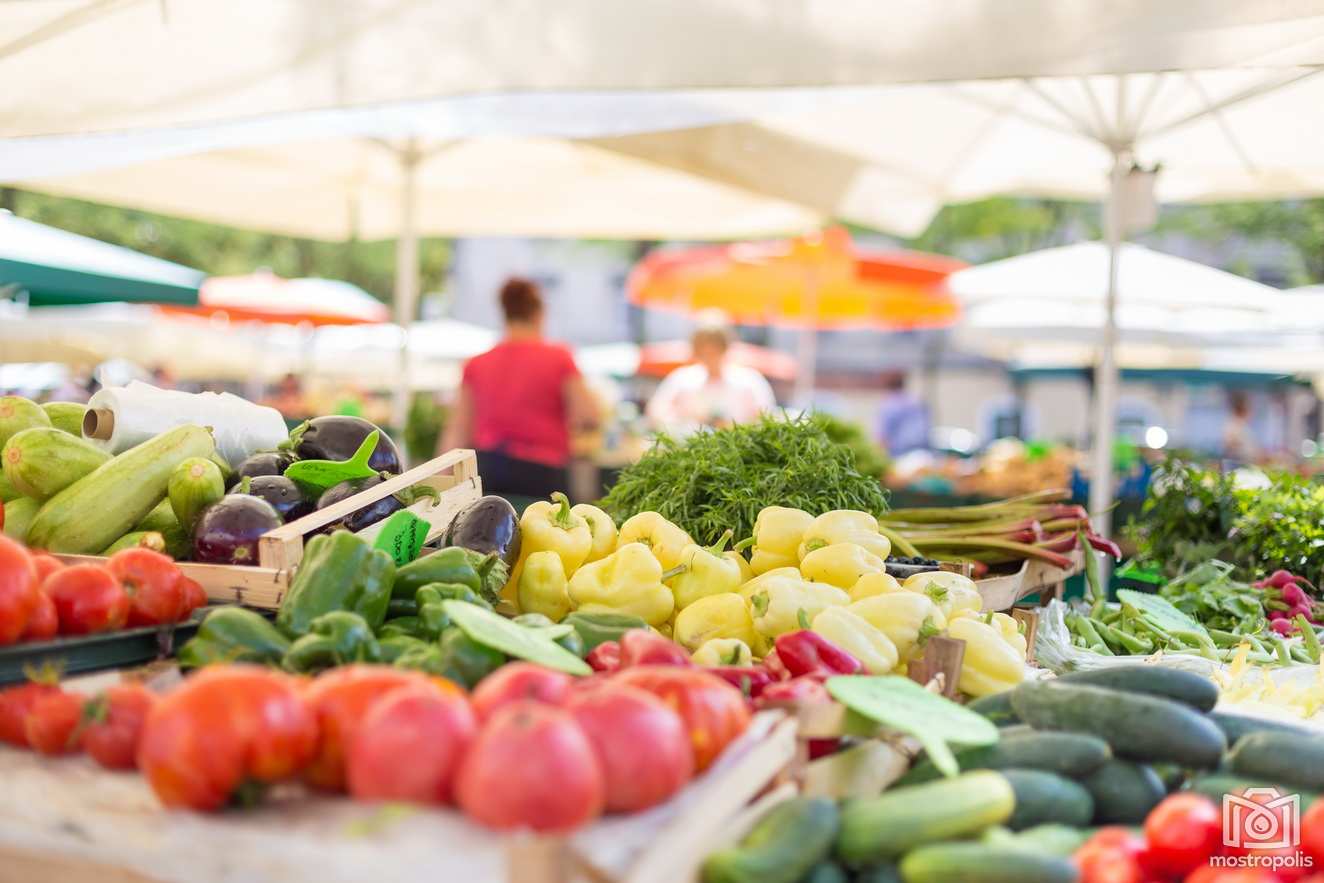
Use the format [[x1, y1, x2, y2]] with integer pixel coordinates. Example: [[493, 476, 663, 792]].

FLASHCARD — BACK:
[[1229, 475, 1324, 583], [1125, 458, 1245, 577], [600, 414, 889, 544], [816, 413, 891, 480], [1158, 560, 1268, 635]]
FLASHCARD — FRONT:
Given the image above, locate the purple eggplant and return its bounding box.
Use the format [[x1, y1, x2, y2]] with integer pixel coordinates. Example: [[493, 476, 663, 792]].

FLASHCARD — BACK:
[[236, 451, 296, 480], [193, 495, 283, 565], [316, 474, 402, 533], [288, 416, 401, 475], [444, 495, 521, 567], [237, 475, 314, 523]]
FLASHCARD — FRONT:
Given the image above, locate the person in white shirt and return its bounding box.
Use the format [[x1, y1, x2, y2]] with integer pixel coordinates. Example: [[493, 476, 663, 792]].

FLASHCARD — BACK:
[[646, 317, 776, 435]]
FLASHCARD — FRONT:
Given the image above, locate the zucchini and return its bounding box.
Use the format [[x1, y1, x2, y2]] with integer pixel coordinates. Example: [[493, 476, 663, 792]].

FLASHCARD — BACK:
[[1010, 679, 1225, 768], [897, 730, 1110, 785], [802, 861, 849, 883], [168, 456, 225, 532], [1228, 731, 1324, 792], [101, 531, 166, 555], [898, 842, 1078, 883], [1081, 759, 1165, 824], [967, 692, 1022, 727], [1057, 665, 1218, 712], [27, 424, 214, 554], [702, 797, 839, 883], [135, 499, 179, 533], [1001, 769, 1094, 830], [1210, 711, 1319, 746], [835, 770, 1014, 866], [853, 865, 901, 883], [1189, 773, 1320, 810], [40, 402, 87, 436], [0, 396, 50, 447], [1, 496, 39, 543], [3, 427, 111, 500]]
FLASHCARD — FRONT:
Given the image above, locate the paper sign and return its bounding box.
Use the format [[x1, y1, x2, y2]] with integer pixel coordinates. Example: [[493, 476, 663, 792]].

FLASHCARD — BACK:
[[373, 510, 429, 565]]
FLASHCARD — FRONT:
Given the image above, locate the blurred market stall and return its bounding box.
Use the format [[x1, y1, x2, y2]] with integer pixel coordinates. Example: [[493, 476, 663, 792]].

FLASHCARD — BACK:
[[164, 272, 390, 326]]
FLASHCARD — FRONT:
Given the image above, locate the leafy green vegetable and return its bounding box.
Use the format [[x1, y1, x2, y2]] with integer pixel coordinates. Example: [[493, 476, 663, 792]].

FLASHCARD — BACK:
[[1116, 589, 1208, 637], [1159, 560, 1268, 635], [441, 600, 590, 675], [601, 414, 889, 544]]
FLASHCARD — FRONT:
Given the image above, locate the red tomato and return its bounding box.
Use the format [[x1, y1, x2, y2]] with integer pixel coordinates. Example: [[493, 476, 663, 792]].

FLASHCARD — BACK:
[[0, 681, 62, 746], [0, 535, 39, 645], [1184, 867, 1279, 883], [302, 665, 434, 791], [82, 683, 157, 770], [1076, 826, 1148, 883], [107, 548, 186, 626], [470, 662, 573, 721], [1145, 794, 1223, 878], [29, 554, 64, 584], [21, 589, 57, 641], [456, 700, 604, 832], [45, 564, 129, 635], [1302, 800, 1324, 863], [180, 577, 207, 614], [24, 690, 84, 755], [566, 684, 693, 813], [346, 684, 476, 804], [611, 666, 751, 771]]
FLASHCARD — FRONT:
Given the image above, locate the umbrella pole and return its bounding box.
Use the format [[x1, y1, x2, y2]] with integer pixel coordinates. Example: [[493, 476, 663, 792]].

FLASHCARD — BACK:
[[792, 265, 820, 409], [1089, 153, 1126, 542], [391, 142, 421, 440]]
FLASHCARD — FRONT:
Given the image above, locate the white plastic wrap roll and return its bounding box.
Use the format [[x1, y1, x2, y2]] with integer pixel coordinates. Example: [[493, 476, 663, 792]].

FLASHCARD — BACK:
[[84, 381, 289, 467]]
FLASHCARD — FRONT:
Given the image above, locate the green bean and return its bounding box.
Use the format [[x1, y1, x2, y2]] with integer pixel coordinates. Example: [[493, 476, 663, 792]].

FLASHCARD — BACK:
[[1093, 619, 1152, 655], [1296, 615, 1321, 663], [1208, 628, 1247, 647], [1291, 644, 1314, 665], [1088, 643, 1110, 655], [1272, 635, 1292, 667], [1075, 617, 1112, 655]]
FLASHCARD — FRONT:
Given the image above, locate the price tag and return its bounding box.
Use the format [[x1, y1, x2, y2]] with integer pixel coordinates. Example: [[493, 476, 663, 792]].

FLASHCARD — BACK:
[[373, 510, 429, 565]]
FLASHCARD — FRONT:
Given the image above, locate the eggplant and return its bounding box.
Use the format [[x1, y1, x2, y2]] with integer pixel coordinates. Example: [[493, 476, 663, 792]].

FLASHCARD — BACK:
[[289, 416, 401, 475], [236, 451, 296, 480], [237, 475, 314, 523], [317, 474, 402, 533], [444, 495, 521, 567], [193, 495, 283, 565]]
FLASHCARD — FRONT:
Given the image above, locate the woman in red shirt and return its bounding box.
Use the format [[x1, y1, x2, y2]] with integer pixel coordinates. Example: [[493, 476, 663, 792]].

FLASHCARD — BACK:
[[440, 277, 597, 498]]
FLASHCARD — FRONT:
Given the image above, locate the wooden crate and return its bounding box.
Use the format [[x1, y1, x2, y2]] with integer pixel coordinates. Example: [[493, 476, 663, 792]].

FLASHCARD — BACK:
[[977, 547, 1084, 612], [56, 448, 482, 610]]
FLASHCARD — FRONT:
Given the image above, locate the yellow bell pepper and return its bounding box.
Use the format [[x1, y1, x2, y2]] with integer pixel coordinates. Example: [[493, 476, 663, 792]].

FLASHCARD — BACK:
[[502, 492, 593, 605], [797, 509, 892, 561], [749, 506, 814, 575], [988, 611, 1029, 658], [849, 592, 947, 662], [668, 530, 745, 611], [691, 638, 753, 667], [800, 542, 886, 589], [947, 616, 1025, 698], [673, 592, 757, 651], [726, 546, 755, 583], [567, 543, 675, 626], [617, 511, 694, 570], [517, 550, 570, 622], [847, 571, 905, 603], [738, 567, 800, 602], [811, 606, 899, 674], [747, 574, 849, 638], [903, 571, 983, 620], [571, 503, 618, 563]]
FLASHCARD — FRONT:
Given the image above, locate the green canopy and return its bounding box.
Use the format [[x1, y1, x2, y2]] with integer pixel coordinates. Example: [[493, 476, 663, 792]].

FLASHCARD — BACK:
[[0, 212, 202, 306]]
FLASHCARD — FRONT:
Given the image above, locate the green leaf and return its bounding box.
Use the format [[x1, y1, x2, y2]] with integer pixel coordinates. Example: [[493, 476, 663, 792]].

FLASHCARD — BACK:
[[442, 600, 591, 675], [284, 430, 381, 496], [826, 675, 999, 777], [1117, 589, 1208, 637]]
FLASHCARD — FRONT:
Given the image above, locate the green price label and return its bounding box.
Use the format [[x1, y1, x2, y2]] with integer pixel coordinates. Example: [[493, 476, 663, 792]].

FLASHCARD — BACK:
[[373, 510, 429, 566]]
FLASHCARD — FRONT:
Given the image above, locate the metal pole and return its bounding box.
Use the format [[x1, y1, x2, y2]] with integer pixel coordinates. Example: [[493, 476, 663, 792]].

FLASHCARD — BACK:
[[793, 266, 820, 410], [1089, 152, 1126, 539], [390, 140, 421, 441]]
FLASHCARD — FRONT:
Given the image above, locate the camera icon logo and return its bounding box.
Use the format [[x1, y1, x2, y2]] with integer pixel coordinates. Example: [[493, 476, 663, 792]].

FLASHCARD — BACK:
[[1224, 787, 1301, 851]]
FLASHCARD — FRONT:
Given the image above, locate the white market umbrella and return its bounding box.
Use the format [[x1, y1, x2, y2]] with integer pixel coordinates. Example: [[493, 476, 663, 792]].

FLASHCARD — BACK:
[[306, 319, 497, 390]]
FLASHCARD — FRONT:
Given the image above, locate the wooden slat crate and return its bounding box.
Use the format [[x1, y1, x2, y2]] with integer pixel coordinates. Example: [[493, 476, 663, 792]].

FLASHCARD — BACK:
[[977, 547, 1084, 612]]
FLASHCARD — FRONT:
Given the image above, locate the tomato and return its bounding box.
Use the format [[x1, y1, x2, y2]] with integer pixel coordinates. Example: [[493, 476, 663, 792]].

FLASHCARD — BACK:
[[21, 589, 57, 641], [611, 666, 751, 771], [29, 554, 64, 584], [566, 684, 693, 813], [45, 564, 129, 635], [1145, 793, 1223, 878], [302, 665, 434, 791], [137, 665, 316, 810], [346, 684, 476, 804], [180, 577, 207, 614], [0, 534, 39, 645], [82, 683, 157, 770], [24, 690, 84, 755], [1076, 826, 1148, 883], [1302, 800, 1324, 863], [0, 681, 62, 746], [456, 700, 604, 832], [107, 548, 186, 626], [470, 662, 572, 721]]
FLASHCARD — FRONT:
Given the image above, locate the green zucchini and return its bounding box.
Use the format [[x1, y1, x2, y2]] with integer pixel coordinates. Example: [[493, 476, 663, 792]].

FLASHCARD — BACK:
[[1081, 759, 1165, 824], [1010, 679, 1225, 767], [101, 530, 166, 555], [1210, 711, 1319, 746], [40, 402, 87, 436], [135, 498, 179, 533], [967, 692, 1022, 727], [801, 861, 849, 883], [27, 424, 214, 554], [1189, 773, 1320, 810], [168, 456, 225, 532], [702, 797, 839, 883], [897, 730, 1110, 785], [835, 770, 1014, 866], [1057, 665, 1218, 712], [0, 396, 50, 448], [1, 496, 39, 543], [898, 842, 1078, 883], [853, 865, 901, 883], [3, 427, 111, 500], [1001, 769, 1094, 830], [1228, 731, 1324, 792]]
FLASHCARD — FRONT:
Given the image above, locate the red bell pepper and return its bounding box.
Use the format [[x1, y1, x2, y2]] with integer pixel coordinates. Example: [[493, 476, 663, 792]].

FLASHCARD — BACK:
[[618, 629, 691, 668], [762, 648, 791, 681], [587, 640, 622, 673], [705, 666, 773, 698], [774, 630, 862, 679], [758, 676, 832, 705]]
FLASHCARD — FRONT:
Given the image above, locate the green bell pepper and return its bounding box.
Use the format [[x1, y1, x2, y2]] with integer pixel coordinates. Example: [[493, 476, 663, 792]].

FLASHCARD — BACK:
[[378, 634, 430, 664], [387, 598, 419, 618], [282, 611, 382, 673], [379, 616, 425, 639], [415, 581, 493, 638], [437, 629, 506, 688], [393, 547, 486, 602], [276, 530, 395, 636], [177, 607, 291, 668], [514, 613, 586, 658], [564, 610, 649, 652]]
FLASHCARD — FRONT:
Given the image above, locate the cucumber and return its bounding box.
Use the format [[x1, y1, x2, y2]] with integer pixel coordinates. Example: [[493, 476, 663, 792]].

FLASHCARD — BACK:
[[898, 843, 1078, 883], [40, 402, 88, 436], [1228, 731, 1324, 792], [1210, 711, 1319, 745], [967, 692, 1022, 727], [1001, 769, 1094, 830], [101, 531, 166, 555], [702, 797, 839, 883], [1, 496, 39, 543], [1189, 773, 1320, 810], [1081, 759, 1165, 824], [168, 456, 225, 532], [853, 865, 901, 883], [1010, 679, 1226, 768], [27, 424, 215, 554], [1012, 824, 1092, 858], [897, 730, 1110, 785], [0, 472, 21, 502], [1149, 762, 1187, 793], [1057, 665, 1218, 712], [0, 396, 50, 448], [802, 861, 849, 883], [835, 770, 1014, 866], [3, 427, 111, 500]]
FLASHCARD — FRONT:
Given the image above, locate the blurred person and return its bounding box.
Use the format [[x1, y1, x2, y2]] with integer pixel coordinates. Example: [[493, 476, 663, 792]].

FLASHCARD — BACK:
[[646, 315, 775, 435], [440, 277, 597, 498], [875, 371, 929, 455], [1222, 390, 1260, 462]]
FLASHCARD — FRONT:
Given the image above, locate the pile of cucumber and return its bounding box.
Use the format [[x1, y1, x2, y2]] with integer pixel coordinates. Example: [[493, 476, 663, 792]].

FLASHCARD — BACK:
[[705, 665, 1324, 883]]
